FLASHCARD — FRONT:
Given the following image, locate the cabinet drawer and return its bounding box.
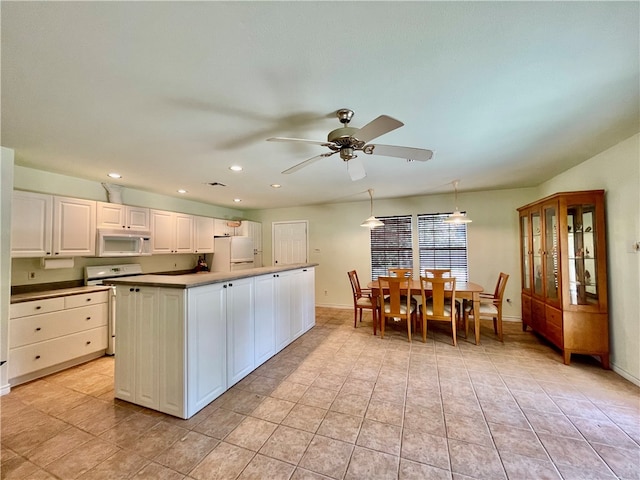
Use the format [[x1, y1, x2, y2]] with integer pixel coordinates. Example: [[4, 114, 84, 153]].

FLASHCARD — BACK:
[[546, 306, 562, 329], [65, 291, 108, 309], [10, 297, 65, 319], [9, 326, 108, 379], [10, 303, 108, 348]]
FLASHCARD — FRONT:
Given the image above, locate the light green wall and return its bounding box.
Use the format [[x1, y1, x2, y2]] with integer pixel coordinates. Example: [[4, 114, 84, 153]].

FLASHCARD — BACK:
[[14, 165, 244, 219], [538, 133, 640, 384], [247, 187, 536, 323]]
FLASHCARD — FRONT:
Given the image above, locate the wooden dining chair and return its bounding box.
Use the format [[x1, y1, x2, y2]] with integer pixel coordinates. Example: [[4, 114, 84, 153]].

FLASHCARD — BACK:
[[347, 270, 377, 329], [377, 276, 418, 342], [464, 272, 509, 342], [419, 276, 457, 345]]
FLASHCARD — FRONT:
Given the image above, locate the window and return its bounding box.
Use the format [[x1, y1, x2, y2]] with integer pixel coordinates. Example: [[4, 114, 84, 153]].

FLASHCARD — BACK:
[[370, 215, 412, 280], [418, 213, 468, 281]]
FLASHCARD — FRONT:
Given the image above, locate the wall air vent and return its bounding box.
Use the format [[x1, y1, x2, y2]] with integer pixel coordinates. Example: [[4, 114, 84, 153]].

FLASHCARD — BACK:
[[207, 182, 227, 187]]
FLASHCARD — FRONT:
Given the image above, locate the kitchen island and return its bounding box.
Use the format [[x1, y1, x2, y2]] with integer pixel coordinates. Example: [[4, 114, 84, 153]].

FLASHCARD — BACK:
[[107, 263, 317, 419]]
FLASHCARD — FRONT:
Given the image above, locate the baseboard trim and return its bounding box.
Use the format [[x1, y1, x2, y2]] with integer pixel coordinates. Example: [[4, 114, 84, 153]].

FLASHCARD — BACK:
[[0, 383, 11, 396], [611, 363, 640, 387]]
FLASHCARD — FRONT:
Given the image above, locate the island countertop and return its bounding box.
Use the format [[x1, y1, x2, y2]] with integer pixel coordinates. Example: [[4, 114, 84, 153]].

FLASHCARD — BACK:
[[105, 263, 318, 289]]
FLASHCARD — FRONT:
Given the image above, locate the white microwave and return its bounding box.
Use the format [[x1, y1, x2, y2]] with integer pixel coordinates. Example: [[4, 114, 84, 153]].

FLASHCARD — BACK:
[[97, 229, 152, 257]]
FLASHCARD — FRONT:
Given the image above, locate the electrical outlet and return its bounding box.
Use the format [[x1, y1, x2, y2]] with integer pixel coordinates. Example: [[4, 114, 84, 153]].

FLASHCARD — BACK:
[[28, 271, 36, 280]]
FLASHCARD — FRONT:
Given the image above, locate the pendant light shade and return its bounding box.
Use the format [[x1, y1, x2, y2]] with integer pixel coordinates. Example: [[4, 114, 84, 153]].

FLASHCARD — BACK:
[[444, 180, 472, 224], [361, 189, 384, 228]]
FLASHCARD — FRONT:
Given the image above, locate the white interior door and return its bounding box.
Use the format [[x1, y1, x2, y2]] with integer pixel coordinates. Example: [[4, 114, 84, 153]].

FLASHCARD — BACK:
[[273, 221, 308, 266]]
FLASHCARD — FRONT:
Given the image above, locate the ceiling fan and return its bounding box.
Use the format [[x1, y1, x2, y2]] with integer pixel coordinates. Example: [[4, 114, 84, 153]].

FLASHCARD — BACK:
[[267, 108, 433, 181]]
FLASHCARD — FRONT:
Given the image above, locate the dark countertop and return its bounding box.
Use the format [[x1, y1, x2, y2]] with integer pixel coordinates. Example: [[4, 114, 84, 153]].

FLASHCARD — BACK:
[[11, 285, 113, 304], [105, 263, 318, 289]]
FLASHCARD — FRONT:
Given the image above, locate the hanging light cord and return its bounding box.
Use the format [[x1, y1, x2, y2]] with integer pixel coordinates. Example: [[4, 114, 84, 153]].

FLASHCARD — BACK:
[[368, 188, 375, 216]]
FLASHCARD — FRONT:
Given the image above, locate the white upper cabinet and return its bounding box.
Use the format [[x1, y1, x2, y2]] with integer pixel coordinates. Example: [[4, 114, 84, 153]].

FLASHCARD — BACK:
[[11, 191, 96, 257], [52, 196, 97, 257], [11, 191, 53, 257], [194, 216, 214, 253], [150, 209, 194, 254], [97, 202, 150, 230]]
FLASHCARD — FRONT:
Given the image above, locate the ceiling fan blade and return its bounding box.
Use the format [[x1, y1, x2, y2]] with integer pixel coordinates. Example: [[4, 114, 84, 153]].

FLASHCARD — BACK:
[[282, 152, 336, 175], [355, 115, 404, 143], [347, 157, 366, 181], [365, 144, 434, 162], [267, 137, 331, 147]]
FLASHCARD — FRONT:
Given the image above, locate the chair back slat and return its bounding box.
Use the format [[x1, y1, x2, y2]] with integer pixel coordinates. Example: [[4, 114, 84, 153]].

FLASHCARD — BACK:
[[388, 268, 413, 279], [378, 276, 412, 316], [424, 268, 451, 278]]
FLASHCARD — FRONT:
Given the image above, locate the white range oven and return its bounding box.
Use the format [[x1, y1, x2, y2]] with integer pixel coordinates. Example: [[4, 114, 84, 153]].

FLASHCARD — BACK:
[[84, 264, 143, 355]]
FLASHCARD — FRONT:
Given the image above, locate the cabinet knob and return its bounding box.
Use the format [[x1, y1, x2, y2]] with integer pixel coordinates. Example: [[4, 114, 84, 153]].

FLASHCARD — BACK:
[[35, 327, 41, 331], [55, 252, 59, 255], [229, 283, 233, 287], [86, 298, 91, 302], [130, 288, 135, 292], [223, 284, 227, 288], [35, 355, 41, 360], [86, 341, 91, 345], [135, 288, 140, 292], [35, 306, 42, 310], [86, 317, 91, 320]]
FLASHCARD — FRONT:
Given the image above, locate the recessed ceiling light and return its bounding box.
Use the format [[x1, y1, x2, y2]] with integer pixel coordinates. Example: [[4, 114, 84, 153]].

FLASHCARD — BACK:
[[177, 189, 188, 194], [229, 165, 243, 172], [107, 173, 122, 179], [270, 184, 281, 188], [233, 198, 242, 203]]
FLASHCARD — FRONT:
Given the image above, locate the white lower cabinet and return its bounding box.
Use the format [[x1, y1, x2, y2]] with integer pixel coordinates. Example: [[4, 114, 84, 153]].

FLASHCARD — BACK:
[[274, 271, 293, 353], [254, 274, 277, 365], [9, 291, 109, 384], [225, 277, 255, 386]]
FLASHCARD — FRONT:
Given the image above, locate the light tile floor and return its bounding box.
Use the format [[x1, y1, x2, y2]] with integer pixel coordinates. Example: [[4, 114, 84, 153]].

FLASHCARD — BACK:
[[2, 307, 639, 479]]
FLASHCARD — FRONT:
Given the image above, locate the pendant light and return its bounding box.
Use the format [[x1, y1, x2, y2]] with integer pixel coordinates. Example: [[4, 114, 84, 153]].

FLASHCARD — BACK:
[[361, 189, 384, 228], [444, 180, 472, 224]]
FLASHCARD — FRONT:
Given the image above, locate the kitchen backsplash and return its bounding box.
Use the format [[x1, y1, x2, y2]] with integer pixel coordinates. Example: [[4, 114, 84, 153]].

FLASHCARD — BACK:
[[11, 254, 200, 287]]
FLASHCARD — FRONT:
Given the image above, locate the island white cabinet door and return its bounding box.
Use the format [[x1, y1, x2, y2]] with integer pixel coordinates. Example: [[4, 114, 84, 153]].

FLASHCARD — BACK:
[[187, 284, 227, 416], [254, 274, 276, 365], [52, 196, 96, 257], [134, 287, 160, 410], [226, 277, 255, 386], [302, 267, 316, 332], [11, 191, 53, 257], [158, 289, 185, 417], [275, 271, 293, 353]]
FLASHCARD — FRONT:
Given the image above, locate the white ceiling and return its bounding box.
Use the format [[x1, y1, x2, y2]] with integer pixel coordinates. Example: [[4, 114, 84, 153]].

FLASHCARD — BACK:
[[2, 1, 638, 209]]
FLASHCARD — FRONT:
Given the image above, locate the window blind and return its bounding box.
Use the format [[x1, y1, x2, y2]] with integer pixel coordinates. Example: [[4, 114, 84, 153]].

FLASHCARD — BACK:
[[370, 215, 413, 280], [418, 213, 469, 281]]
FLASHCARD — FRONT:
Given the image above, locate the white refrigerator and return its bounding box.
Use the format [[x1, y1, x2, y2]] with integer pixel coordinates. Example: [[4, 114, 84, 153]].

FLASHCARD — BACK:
[[212, 236, 255, 272]]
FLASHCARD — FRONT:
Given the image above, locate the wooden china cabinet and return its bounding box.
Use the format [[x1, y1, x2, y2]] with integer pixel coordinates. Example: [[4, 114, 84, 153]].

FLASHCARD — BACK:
[[518, 190, 609, 368]]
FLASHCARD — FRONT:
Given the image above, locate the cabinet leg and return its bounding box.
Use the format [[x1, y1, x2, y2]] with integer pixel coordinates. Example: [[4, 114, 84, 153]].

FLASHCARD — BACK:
[[601, 355, 610, 370], [563, 351, 571, 365], [522, 322, 528, 332]]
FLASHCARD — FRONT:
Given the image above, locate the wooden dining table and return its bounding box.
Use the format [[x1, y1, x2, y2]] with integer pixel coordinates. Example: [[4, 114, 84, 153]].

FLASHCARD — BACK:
[[368, 279, 485, 345]]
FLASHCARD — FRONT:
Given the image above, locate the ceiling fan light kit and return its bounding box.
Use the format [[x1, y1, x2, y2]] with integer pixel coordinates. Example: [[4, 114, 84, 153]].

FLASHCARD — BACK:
[[444, 180, 472, 224], [361, 189, 384, 228], [267, 108, 434, 181]]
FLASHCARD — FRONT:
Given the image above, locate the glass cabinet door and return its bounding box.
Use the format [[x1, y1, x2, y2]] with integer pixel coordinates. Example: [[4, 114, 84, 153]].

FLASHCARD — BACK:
[[567, 203, 598, 306], [520, 214, 530, 291], [543, 203, 559, 303], [532, 211, 543, 297]]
